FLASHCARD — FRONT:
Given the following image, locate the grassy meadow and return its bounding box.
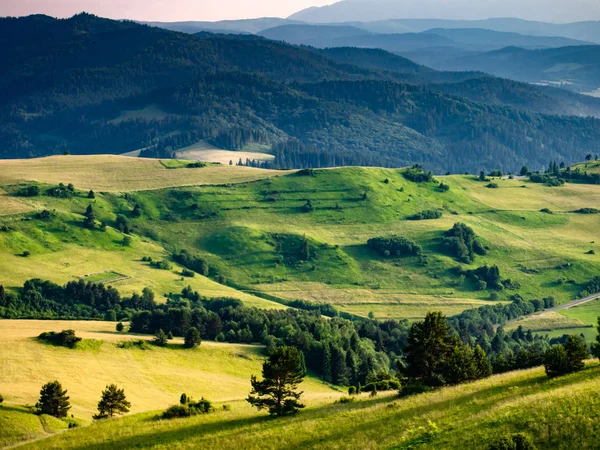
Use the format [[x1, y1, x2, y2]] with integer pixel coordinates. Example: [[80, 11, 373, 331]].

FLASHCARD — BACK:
[[0, 320, 337, 433], [5, 361, 599, 449], [2, 158, 600, 320]]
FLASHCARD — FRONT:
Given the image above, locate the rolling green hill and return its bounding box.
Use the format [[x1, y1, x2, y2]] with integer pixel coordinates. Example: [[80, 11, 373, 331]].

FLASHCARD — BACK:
[[2, 156, 600, 321]]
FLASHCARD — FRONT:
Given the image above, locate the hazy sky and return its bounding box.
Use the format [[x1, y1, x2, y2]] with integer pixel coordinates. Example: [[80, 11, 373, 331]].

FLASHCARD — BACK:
[[0, 0, 338, 21]]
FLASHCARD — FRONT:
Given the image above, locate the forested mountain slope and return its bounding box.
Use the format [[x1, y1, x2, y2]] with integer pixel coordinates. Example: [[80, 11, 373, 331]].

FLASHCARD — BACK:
[[2, 14, 600, 172]]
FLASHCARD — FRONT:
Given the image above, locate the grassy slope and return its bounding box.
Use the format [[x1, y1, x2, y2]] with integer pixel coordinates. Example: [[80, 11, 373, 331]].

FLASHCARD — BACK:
[[2, 158, 600, 319], [0, 155, 286, 194], [11, 362, 600, 450], [0, 321, 337, 420]]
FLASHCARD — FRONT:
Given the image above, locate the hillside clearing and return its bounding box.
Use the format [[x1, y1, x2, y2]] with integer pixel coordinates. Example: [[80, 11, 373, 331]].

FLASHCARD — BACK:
[[0, 155, 286, 192]]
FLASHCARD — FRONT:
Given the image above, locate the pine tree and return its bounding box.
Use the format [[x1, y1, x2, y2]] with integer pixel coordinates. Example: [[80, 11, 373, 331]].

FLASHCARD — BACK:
[[404, 311, 460, 386], [83, 204, 96, 229], [93, 384, 131, 419], [300, 235, 310, 261], [184, 327, 201, 348], [321, 343, 332, 383], [247, 346, 306, 416], [473, 345, 493, 379], [153, 329, 168, 347], [87, 190, 95, 199], [36, 381, 71, 418]]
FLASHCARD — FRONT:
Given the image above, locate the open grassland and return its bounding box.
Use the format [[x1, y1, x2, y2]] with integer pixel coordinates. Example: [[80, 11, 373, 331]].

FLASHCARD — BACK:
[[0, 320, 337, 421], [0, 188, 33, 216], [7, 362, 600, 450], [505, 311, 588, 332], [0, 216, 280, 309], [561, 298, 600, 325], [0, 155, 284, 192], [2, 158, 600, 320]]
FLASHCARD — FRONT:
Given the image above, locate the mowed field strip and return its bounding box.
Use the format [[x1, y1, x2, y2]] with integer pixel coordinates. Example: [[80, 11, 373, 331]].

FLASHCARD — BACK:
[[0, 155, 287, 192]]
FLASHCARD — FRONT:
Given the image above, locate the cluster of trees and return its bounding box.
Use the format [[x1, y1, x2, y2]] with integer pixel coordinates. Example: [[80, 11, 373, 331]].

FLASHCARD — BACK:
[[401, 312, 492, 387], [34, 380, 130, 420], [453, 264, 519, 291], [367, 235, 423, 258], [38, 330, 82, 348], [162, 394, 213, 419], [0, 280, 161, 320], [406, 210, 443, 221], [402, 166, 435, 183], [443, 223, 487, 263], [128, 288, 405, 387], [543, 335, 588, 378]]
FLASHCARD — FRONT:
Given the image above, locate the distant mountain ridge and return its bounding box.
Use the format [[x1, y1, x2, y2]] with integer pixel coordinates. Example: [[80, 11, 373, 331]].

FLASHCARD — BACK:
[[289, 0, 600, 24]]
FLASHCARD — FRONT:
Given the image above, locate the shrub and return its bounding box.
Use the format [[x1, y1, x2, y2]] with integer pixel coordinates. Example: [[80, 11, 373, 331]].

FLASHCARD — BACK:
[[486, 183, 499, 189], [488, 433, 537, 450], [122, 236, 133, 247], [161, 398, 214, 419], [438, 182, 450, 192], [118, 340, 150, 350], [573, 208, 600, 214], [18, 185, 40, 197], [406, 210, 442, 221], [403, 166, 434, 183], [181, 268, 195, 277], [347, 386, 356, 395], [153, 329, 168, 347], [38, 330, 82, 348], [151, 260, 172, 270], [0, 394, 3, 406], [367, 236, 422, 258], [335, 396, 356, 404], [174, 250, 209, 276], [116, 322, 124, 332], [540, 208, 553, 214]]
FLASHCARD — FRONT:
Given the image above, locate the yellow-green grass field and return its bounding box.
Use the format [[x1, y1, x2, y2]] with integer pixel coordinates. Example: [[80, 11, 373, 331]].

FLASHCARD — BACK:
[[505, 311, 588, 332], [0, 155, 284, 192], [8, 361, 600, 449], [174, 140, 274, 165], [0, 321, 337, 428]]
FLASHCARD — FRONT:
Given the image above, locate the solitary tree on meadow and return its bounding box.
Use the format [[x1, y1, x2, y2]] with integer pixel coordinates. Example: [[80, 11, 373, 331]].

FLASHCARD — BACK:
[[83, 204, 96, 229], [184, 327, 201, 348], [36, 381, 71, 418], [93, 384, 131, 419], [247, 346, 306, 416]]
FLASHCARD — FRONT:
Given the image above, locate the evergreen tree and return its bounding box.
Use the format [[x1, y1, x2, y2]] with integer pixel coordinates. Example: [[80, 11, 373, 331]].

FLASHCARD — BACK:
[[87, 190, 95, 199], [36, 381, 71, 418], [321, 343, 332, 383], [116, 322, 124, 332], [153, 329, 168, 347], [544, 335, 587, 378], [83, 204, 96, 229], [300, 235, 310, 261], [473, 344, 493, 378], [404, 311, 460, 386], [93, 384, 131, 419], [132, 204, 142, 218], [184, 327, 201, 348], [247, 346, 306, 416], [445, 344, 476, 385], [520, 166, 529, 176]]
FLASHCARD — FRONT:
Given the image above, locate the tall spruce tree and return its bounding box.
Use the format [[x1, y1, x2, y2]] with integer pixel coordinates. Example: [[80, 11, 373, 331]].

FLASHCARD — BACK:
[[404, 311, 460, 386], [83, 204, 95, 229], [247, 346, 306, 416]]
